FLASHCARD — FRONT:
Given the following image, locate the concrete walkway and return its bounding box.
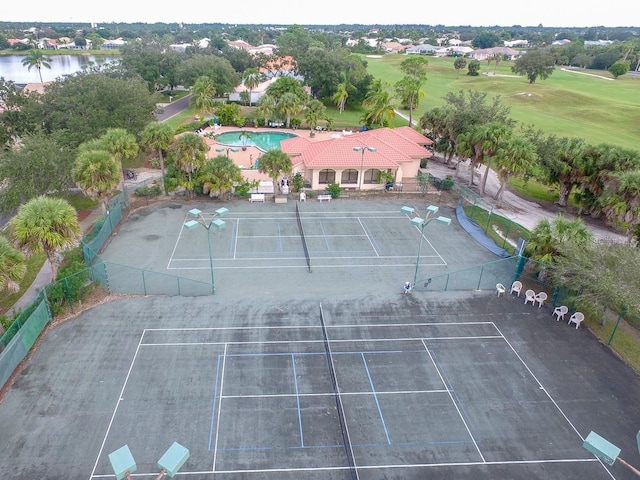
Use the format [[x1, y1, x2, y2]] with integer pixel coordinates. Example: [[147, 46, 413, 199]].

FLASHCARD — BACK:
[[7, 170, 160, 317]]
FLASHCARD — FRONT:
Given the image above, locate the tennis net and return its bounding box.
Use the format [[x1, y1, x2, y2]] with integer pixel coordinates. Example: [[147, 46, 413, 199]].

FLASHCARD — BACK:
[[318, 304, 359, 480], [295, 202, 312, 272]]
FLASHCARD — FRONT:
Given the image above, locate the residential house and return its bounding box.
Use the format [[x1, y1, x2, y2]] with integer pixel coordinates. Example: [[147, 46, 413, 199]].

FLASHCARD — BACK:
[[280, 127, 433, 191], [470, 47, 521, 61], [380, 41, 408, 53], [405, 44, 439, 55], [504, 39, 529, 47], [100, 39, 126, 50]]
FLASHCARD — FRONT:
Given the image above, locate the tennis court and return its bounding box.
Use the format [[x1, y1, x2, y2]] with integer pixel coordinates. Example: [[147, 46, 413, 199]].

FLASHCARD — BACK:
[[101, 199, 500, 296], [1, 292, 637, 480]]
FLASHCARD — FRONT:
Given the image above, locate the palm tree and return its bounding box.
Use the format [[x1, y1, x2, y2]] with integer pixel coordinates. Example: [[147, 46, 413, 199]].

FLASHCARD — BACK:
[[601, 170, 640, 244], [362, 81, 396, 127], [169, 133, 208, 197], [238, 130, 253, 150], [10, 196, 81, 281], [72, 149, 121, 213], [0, 236, 26, 294], [191, 76, 217, 118], [256, 93, 276, 127], [525, 216, 593, 264], [305, 99, 327, 133], [332, 82, 349, 114], [277, 92, 303, 128], [243, 68, 260, 107], [100, 128, 139, 197], [198, 155, 243, 198], [21, 50, 52, 83], [493, 136, 537, 204], [141, 122, 175, 196], [456, 122, 511, 190], [257, 150, 293, 200]]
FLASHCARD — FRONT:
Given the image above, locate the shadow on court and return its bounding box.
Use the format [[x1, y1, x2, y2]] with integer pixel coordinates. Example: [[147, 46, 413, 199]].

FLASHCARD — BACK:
[[1, 291, 639, 479]]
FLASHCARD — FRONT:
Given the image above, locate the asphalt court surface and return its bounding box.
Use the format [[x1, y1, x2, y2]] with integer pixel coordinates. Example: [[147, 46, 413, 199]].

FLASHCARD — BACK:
[[2, 292, 640, 479], [170, 210, 447, 269], [101, 199, 500, 296]]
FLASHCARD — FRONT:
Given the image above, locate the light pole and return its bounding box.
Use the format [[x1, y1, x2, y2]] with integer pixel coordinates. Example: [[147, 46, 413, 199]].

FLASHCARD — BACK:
[[353, 146, 376, 195], [401, 205, 451, 287], [184, 207, 229, 293], [215, 146, 239, 158]]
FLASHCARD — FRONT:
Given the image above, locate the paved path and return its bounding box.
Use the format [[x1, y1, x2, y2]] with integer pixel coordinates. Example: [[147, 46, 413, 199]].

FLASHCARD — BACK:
[[7, 170, 162, 317]]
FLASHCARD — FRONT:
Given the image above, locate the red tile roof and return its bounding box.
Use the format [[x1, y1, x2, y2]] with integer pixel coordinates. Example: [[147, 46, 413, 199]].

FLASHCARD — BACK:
[[281, 127, 432, 170]]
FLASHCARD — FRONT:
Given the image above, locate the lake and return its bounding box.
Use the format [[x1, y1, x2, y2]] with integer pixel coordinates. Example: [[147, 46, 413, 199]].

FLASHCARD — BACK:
[[0, 55, 118, 84]]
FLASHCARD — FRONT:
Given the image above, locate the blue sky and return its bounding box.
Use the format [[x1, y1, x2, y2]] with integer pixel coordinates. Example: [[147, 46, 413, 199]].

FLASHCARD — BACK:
[[1, 0, 635, 27]]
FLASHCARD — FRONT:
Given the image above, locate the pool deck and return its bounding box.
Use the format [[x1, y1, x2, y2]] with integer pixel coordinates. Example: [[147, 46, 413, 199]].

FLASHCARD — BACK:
[[202, 125, 331, 184]]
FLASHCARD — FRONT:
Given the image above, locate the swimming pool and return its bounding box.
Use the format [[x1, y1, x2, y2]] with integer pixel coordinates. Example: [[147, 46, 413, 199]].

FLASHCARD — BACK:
[[215, 131, 298, 151]]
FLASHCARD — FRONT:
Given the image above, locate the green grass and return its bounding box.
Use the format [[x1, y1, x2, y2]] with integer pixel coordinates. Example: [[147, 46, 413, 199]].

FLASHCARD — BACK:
[[56, 191, 99, 211], [360, 54, 640, 151], [0, 232, 47, 315], [585, 313, 640, 374], [463, 204, 530, 247]]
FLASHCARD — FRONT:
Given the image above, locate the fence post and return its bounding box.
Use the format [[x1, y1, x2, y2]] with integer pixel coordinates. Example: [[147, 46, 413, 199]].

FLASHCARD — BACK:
[[64, 277, 74, 313], [142, 270, 147, 296], [477, 265, 485, 290], [608, 309, 626, 346]]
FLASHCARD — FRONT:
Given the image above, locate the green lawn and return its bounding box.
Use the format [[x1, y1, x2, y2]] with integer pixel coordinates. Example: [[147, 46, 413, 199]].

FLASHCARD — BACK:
[[360, 54, 640, 151]]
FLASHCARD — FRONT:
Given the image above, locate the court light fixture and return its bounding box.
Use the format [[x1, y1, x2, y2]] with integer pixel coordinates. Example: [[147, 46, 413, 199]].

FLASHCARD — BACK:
[[582, 431, 640, 477], [401, 205, 451, 288], [184, 207, 229, 293], [109, 442, 190, 480], [353, 146, 376, 195]]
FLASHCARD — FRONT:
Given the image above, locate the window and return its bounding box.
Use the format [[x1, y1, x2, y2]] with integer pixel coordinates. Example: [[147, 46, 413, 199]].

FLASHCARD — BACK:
[[341, 169, 358, 184], [364, 169, 381, 184], [318, 169, 336, 184]]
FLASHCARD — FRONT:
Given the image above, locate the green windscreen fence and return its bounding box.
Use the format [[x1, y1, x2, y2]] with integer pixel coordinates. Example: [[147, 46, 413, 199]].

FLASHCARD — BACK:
[[82, 199, 123, 266], [0, 295, 51, 390], [103, 262, 213, 296], [415, 256, 519, 292]]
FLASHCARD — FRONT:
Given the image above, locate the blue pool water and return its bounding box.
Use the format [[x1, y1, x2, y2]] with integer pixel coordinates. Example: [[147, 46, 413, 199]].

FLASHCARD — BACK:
[[215, 131, 297, 151]]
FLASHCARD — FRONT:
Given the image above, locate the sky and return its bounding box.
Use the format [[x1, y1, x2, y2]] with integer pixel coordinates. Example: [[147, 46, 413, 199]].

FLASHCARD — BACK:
[[0, 0, 636, 27]]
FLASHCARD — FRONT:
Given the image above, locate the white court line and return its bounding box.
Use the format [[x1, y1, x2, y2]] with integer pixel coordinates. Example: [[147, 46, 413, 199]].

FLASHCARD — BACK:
[[166, 212, 191, 270], [88, 334, 145, 480], [232, 218, 239, 260], [422, 339, 485, 463], [492, 324, 616, 479], [220, 389, 450, 399], [139, 336, 503, 347], [212, 342, 229, 473], [95, 457, 599, 477], [358, 217, 380, 257], [411, 222, 448, 267], [142, 321, 497, 332]]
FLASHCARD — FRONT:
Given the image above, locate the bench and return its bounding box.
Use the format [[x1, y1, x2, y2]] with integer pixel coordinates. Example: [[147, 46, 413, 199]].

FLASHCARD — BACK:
[[250, 193, 265, 203], [274, 195, 287, 204], [318, 194, 332, 203]]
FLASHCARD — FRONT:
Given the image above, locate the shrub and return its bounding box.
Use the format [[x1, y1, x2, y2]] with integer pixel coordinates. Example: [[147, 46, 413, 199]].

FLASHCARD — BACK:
[[134, 184, 162, 197], [326, 183, 341, 198], [45, 248, 94, 316], [441, 176, 455, 190]]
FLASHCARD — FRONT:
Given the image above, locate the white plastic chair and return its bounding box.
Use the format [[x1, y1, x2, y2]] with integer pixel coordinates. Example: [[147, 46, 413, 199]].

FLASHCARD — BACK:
[[496, 283, 506, 297], [553, 305, 569, 321], [535, 292, 548, 308], [524, 289, 536, 305], [510, 280, 523, 297], [568, 312, 585, 329]]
